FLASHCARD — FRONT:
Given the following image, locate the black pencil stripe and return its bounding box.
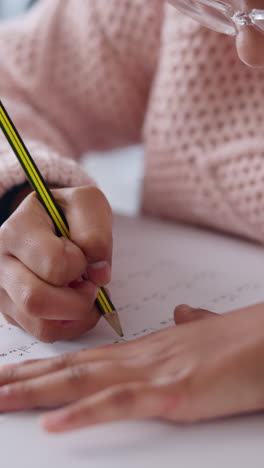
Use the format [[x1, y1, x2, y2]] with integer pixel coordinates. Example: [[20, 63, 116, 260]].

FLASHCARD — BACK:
[[0, 102, 69, 236]]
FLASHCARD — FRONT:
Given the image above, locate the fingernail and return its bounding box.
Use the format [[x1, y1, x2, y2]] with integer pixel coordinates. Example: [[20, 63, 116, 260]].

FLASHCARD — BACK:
[[179, 305, 194, 315], [89, 261, 109, 270], [86, 261, 111, 284], [40, 411, 68, 431]]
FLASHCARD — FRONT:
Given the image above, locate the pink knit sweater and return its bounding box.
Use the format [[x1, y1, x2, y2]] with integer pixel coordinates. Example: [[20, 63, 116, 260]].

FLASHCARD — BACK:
[[1, 0, 264, 243]]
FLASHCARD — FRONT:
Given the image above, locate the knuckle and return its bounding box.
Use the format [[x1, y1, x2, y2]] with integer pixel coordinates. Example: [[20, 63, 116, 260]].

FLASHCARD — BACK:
[[66, 364, 89, 388], [39, 244, 67, 285], [6, 382, 33, 403], [15, 383, 34, 403], [71, 186, 112, 259], [0, 366, 18, 384], [50, 353, 73, 371], [75, 185, 111, 213], [90, 186, 112, 213], [85, 230, 112, 260], [179, 371, 197, 397], [70, 185, 92, 206], [21, 285, 45, 317], [180, 375, 192, 394]]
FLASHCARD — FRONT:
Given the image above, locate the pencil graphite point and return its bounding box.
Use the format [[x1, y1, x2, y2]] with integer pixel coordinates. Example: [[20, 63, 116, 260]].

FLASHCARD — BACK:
[[104, 311, 124, 337]]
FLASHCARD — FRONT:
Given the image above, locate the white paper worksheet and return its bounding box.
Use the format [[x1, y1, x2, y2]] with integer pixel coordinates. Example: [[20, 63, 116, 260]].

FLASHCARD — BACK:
[[1, 215, 264, 468]]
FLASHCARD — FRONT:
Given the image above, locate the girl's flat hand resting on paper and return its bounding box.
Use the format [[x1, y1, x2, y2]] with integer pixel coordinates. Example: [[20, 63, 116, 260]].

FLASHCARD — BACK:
[[0, 185, 112, 342], [1, 302, 264, 432]]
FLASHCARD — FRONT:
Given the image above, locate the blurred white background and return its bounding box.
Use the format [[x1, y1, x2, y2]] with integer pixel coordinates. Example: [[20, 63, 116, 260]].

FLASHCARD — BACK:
[[0, 0, 144, 215], [82, 147, 144, 216], [0, 0, 28, 18]]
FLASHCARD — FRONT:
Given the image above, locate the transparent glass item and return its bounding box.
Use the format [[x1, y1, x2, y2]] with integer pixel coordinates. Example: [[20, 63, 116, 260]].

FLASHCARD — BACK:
[[168, 0, 264, 36]]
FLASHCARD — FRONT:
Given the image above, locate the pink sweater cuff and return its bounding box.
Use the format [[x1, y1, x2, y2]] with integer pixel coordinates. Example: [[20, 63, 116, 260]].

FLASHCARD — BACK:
[[0, 141, 93, 197]]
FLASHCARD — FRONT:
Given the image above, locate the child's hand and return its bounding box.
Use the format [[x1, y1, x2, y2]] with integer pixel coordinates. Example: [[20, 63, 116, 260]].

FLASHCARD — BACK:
[[0, 185, 113, 342], [0, 302, 264, 432]]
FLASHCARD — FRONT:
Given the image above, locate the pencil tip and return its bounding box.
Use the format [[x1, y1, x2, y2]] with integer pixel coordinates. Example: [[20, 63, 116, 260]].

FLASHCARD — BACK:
[[103, 311, 124, 337]]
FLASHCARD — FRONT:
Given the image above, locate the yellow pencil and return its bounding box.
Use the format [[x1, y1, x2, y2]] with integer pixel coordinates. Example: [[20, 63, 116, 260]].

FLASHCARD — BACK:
[[0, 100, 123, 337]]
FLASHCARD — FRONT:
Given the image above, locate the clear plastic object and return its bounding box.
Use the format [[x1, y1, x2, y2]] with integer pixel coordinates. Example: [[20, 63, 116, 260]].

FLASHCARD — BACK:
[[168, 0, 264, 35]]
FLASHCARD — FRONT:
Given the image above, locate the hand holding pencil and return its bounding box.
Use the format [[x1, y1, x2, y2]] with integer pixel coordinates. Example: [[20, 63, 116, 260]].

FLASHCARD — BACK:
[[0, 101, 123, 342]]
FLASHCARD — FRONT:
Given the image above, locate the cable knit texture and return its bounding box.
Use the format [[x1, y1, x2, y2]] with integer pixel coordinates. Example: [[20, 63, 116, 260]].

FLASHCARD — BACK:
[[1, 0, 264, 243]]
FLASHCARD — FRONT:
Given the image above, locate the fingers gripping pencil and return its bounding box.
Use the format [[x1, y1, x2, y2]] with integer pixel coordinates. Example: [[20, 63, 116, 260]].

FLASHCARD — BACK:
[[0, 100, 123, 337]]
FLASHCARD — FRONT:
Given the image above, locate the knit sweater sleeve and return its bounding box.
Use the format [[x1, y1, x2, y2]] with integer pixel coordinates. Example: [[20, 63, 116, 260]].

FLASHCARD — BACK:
[[0, 0, 163, 198]]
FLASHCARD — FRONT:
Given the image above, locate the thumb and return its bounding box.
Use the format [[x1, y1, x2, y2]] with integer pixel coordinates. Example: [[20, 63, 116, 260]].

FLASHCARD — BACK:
[[174, 304, 219, 325], [53, 186, 113, 286]]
